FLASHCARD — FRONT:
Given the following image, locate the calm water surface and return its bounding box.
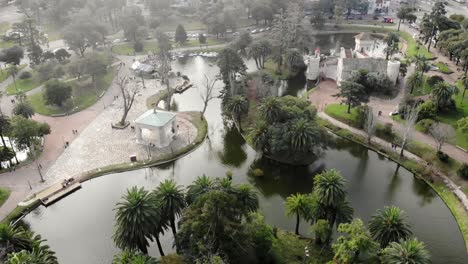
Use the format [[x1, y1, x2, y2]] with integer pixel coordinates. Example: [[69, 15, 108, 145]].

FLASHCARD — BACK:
[[23, 35, 467, 264]]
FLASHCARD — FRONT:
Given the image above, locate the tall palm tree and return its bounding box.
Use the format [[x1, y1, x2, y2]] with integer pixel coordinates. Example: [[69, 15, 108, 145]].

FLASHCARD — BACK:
[[235, 184, 259, 213], [259, 40, 272, 69], [7, 64, 18, 93], [250, 121, 269, 152], [259, 97, 281, 124], [249, 42, 263, 69], [186, 175, 214, 204], [414, 54, 429, 72], [0, 223, 31, 253], [313, 169, 353, 236], [154, 179, 187, 237], [406, 71, 424, 94], [432, 82, 459, 108], [225, 95, 248, 132], [369, 206, 413, 248], [384, 33, 400, 60], [285, 193, 309, 235], [113, 186, 163, 255], [289, 118, 318, 153], [381, 238, 430, 264]]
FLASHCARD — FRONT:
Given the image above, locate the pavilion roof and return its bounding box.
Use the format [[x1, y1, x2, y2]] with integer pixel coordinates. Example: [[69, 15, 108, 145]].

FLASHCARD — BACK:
[[135, 109, 176, 127]]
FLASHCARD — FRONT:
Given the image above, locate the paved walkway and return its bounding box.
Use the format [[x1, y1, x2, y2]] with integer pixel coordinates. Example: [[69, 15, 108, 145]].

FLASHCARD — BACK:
[[319, 112, 468, 211]]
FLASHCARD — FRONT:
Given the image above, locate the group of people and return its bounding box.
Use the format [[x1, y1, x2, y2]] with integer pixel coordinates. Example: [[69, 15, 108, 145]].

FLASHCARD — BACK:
[[61, 177, 75, 188]]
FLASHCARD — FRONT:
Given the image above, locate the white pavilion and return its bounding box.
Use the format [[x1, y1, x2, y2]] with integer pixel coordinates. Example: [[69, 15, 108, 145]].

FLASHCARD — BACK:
[[134, 109, 178, 148]]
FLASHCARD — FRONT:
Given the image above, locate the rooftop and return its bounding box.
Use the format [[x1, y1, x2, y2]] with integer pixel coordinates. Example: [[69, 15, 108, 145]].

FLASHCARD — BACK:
[[135, 109, 176, 127]]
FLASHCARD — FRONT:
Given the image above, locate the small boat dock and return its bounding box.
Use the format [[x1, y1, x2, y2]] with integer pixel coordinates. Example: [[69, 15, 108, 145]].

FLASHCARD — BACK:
[[36, 178, 81, 206], [175, 81, 193, 94]]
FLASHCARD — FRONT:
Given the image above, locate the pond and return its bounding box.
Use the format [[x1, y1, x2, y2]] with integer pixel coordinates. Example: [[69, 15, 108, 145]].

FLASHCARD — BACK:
[[23, 37, 467, 264]]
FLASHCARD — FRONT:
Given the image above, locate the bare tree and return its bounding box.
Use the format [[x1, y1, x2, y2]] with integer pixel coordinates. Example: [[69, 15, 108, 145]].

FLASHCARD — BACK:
[[200, 75, 218, 119], [116, 76, 139, 126], [364, 107, 377, 144], [429, 122, 455, 151], [400, 106, 419, 157]]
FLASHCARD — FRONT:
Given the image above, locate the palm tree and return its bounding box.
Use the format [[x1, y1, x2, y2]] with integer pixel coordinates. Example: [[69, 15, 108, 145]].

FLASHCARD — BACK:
[[154, 179, 187, 237], [186, 175, 214, 204], [235, 184, 259, 213], [7, 64, 18, 92], [112, 250, 158, 264], [259, 40, 272, 68], [0, 223, 31, 253], [381, 238, 430, 264], [432, 82, 459, 109], [369, 206, 413, 248], [249, 42, 263, 69], [289, 118, 317, 153], [313, 169, 353, 237], [384, 33, 400, 60], [113, 186, 163, 255], [259, 97, 281, 124], [225, 95, 248, 132], [250, 121, 269, 152], [414, 55, 429, 72], [406, 71, 424, 94], [7, 247, 58, 264], [285, 193, 309, 235]]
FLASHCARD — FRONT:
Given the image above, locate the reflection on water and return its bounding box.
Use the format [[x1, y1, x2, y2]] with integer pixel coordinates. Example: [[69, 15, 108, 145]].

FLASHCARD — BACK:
[[22, 35, 468, 264]]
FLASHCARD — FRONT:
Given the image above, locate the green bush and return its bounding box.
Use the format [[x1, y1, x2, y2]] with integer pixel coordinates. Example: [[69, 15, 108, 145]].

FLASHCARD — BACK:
[[417, 101, 437, 121], [417, 118, 435, 133], [251, 168, 264, 177], [133, 41, 143, 52], [457, 163, 468, 179], [427, 75, 444, 87], [376, 123, 395, 142], [19, 71, 32, 80], [436, 151, 449, 163]]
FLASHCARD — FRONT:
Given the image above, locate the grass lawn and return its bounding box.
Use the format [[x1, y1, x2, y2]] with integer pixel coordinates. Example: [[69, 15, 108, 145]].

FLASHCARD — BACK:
[[28, 67, 117, 116], [434, 62, 453, 74], [399, 31, 433, 59], [5, 71, 42, 95], [157, 17, 255, 32], [112, 41, 160, 55], [0, 22, 9, 35], [0, 187, 10, 208], [0, 40, 15, 49], [411, 76, 432, 96], [325, 103, 361, 127]]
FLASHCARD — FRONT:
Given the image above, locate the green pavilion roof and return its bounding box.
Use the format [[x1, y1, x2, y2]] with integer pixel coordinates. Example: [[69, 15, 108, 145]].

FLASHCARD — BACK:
[[135, 109, 176, 127]]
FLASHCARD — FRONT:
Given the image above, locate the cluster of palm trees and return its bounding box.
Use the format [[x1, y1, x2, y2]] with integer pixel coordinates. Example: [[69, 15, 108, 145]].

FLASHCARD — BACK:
[[285, 169, 430, 264], [0, 223, 58, 263], [112, 176, 259, 262]]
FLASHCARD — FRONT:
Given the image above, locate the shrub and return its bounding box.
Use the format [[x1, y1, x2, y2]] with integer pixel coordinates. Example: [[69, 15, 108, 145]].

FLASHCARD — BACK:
[[43, 79, 72, 106], [133, 41, 143, 52], [417, 119, 435, 133], [251, 168, 264, 177], [417, 101, 437, 121], [376, 123, 395, 141], [18, 71, 32, 80], [355, 105, 369, 129], [436, 151, 449, 163], [226, 170, 233, 179], [427, 75, 444, 87], [457, 163, 468, 179]]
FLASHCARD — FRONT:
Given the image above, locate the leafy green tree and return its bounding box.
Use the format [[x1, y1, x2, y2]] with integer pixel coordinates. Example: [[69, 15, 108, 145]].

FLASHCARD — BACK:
[[235, 32, 252, 53], [43, 79, 72, 106], [244, 213, 275, 263], [258, 97, 282, 124], [407, 71, 424, 94], [217, 48, 246, 95], [63, 19, 107, 57], [235, 184, 260, 214], [113, 186, 164, 255], [175, 24, 188, 44], [332, 219, 378, 264], [457, 117, 468, 135], [369, 206, 413, 248], [432, 82, 459, 109], [285, 48, 303, 73], [381, 238, 430, 264], [285, 193, 309, 235], [9, 116, 50, 151], [198, 33, 207, 45], [154, 179, 187, 236], [225, 95, 248, 132], [0, 114, 11, 158], [0, 46, 24, 65], [176, 190, 255, 263], [334, 81, 369, 113], [84, 54, 108, 90], [460, 74, 468, 103], [312, 219, 330, 245], [397, 6, 416, 31], [112, 250, 158, 264]]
